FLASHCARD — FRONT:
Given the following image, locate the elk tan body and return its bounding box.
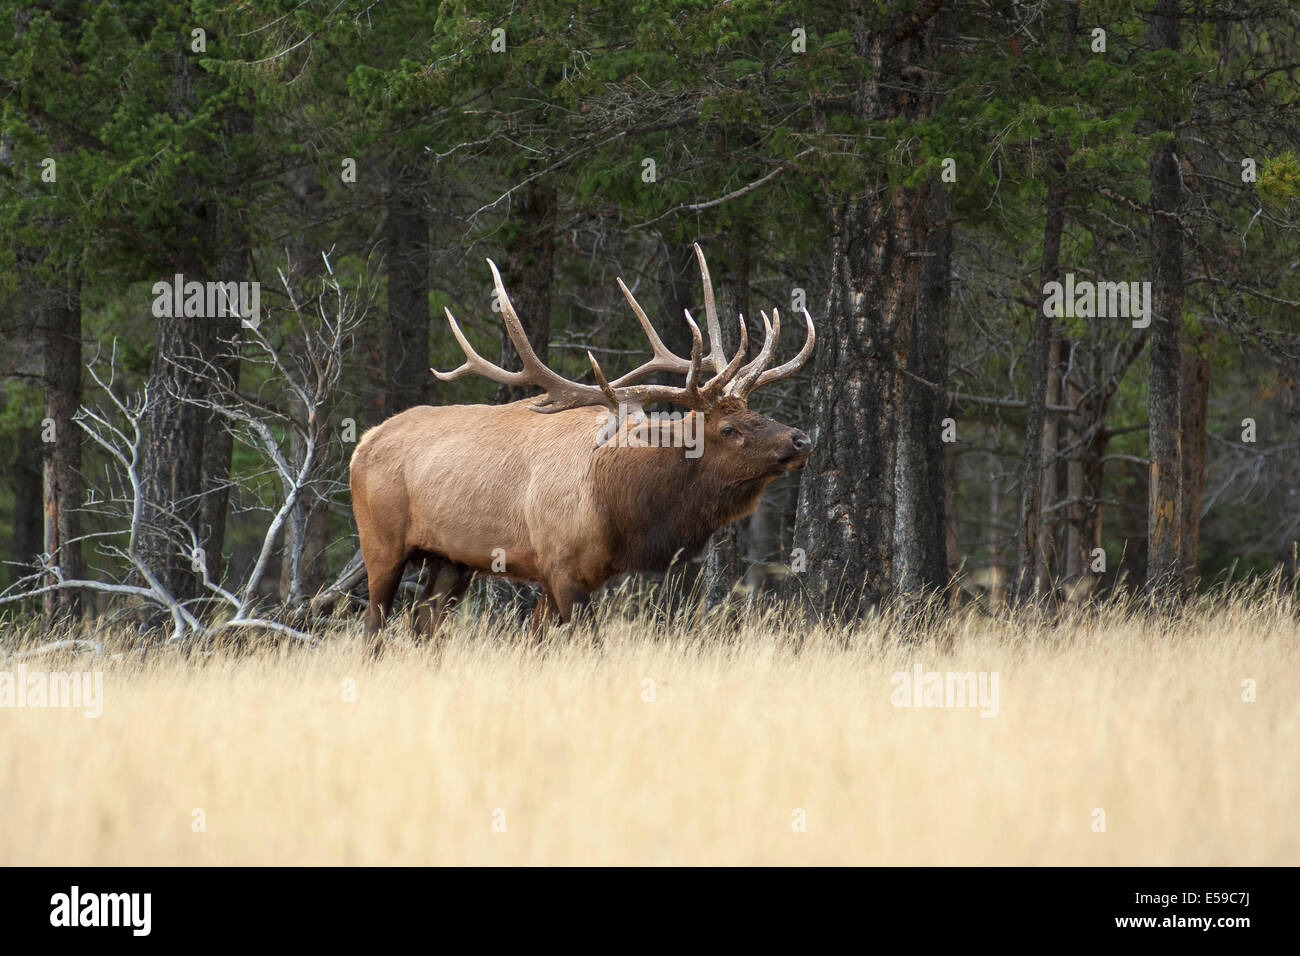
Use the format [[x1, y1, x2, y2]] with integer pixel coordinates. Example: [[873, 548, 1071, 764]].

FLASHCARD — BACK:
[[350, 245, 813, 645], [352, 402, 621, 594]]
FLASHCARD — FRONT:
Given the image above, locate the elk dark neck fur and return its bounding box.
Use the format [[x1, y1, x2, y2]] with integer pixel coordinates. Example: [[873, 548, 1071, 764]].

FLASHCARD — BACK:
[[593, 436, 773, 573]]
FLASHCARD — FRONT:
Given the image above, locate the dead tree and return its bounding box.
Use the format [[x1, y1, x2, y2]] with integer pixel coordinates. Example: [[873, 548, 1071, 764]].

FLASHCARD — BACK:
[[0, 254, 372, 644]]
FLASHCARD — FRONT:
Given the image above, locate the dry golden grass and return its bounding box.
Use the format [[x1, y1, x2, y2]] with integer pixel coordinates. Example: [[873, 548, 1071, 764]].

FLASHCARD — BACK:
[[1, 588, 1297, 865]]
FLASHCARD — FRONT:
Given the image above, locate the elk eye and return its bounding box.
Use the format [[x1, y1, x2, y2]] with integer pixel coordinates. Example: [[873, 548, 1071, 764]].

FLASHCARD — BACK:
[[720, 424, 738, 438]]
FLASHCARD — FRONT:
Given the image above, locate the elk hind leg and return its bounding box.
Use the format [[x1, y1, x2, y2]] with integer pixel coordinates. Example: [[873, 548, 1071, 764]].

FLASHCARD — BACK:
[[528, 590, 560, 641], [414, 555, 472, 643], [554, 580, 599, 647], [363, 549, 408, 651]]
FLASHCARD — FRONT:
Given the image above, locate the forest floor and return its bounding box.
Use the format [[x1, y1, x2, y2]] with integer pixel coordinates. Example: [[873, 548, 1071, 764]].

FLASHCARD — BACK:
[[1, 589, 1296, 865]]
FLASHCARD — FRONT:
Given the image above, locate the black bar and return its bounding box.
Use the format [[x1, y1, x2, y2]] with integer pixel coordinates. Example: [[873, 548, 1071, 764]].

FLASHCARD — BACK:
[[3, 866, 1286, 943]]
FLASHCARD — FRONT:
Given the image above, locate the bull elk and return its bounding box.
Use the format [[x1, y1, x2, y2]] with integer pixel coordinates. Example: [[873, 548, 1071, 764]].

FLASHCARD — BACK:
[[349, 244, 814, 644]]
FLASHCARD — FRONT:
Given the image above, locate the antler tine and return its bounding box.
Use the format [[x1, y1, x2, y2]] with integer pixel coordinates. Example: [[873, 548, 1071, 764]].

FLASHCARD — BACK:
[[435, 259, 618, 413], [486, 259, 559, 383], [616, 310, 711, 412], [682, 310, 704, 393], [610, 276, 694, 387], [615, 277, 678, 361], [486, 257, 628, 413], [727, 309, 780, 397], [611, 272, 750, 400], [431, 306, 531, 387], [750, 308, 816, 391], [586, 351, 621, 408], [693, 243, 728, 374], [699, 313, 749, 399]]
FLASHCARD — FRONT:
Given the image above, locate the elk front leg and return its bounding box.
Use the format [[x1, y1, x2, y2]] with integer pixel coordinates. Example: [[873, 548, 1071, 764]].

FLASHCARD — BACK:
[[529, 590, 560, 639], [554, 581, 599, 647]]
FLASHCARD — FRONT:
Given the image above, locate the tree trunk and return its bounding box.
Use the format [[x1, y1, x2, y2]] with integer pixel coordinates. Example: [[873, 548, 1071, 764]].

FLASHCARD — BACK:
[[385, 162, 432, 414], [987, 469, 1005, 610], [1013, 4, 1078, 605], [744, 493, 775, 594], [138, 43, 227, 615], [893, 179, 952, 596], [1178, 346, 1209, 592], [198, 104, 253, 587], [943, 436, 959, 604], [703, 527, 741, 609], [198, 234, 249, 586], [1068, 327, 1147, 600], [1064, 344, 1086, 586], [139, 304, 216, 606], [41, 281, 84, 623], [11, 424, 43, 586], [1039, 334, 1063, 591], [1146, 0, 1185, 599], [1014, 169, 1065, 604], [791, 1, 942, 617]]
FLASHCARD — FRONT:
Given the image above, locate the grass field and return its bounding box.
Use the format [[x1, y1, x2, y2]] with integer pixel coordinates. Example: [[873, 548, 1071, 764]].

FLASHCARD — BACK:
[[1, 588, 1297, 866]]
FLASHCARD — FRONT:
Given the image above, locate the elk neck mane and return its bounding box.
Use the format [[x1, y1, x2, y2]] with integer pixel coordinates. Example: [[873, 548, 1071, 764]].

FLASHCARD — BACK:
[[591, 421, 774, 572]]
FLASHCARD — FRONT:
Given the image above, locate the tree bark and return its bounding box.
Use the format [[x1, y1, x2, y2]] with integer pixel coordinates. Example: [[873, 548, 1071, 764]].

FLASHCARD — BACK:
[[139, 302, 216, 606], [893, 179, 952, 596], [41, 280, 84, 623], [702, 526, 741, 609], [1064, 343, 1086, 587], [138, 42, 228, 612], [11, 424, 43, 585], [385, 162, 432, 414], [987, 469, 1005, 610], [1014, 168, 1065, 604], [1146, 0, 1185, 599], [1039, 334, 1063, 590], [197, 101, 254, 587], [198, 182, 251, 587], [1178, 346, 1209, 592], [791, 0, 942, 617], [943, 436, 959, 604], [1012, 3, 1078, 605]]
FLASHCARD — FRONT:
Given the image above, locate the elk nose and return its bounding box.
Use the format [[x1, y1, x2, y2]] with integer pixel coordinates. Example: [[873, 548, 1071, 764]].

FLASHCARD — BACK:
[[791, 430, 811, 452]]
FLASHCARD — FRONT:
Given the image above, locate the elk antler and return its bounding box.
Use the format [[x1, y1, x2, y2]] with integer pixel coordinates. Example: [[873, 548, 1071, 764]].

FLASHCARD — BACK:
[[692, 242, 730, 377], [722, 306, 816, 400], [432, 247, 814, 414], [738, 307, 815, 396], [432, 260, 610, 412], [433, 259, 733, 413], [610, 281, 748, 401], [611, 245, 815, 403]]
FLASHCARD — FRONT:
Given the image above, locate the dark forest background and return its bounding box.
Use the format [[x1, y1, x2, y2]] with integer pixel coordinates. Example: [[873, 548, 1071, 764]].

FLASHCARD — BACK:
[[2, 0, 1298, 633]]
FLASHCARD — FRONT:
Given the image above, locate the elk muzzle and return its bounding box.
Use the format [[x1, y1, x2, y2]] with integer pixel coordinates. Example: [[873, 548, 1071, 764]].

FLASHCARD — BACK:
[[779, 428, 812, 471]]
